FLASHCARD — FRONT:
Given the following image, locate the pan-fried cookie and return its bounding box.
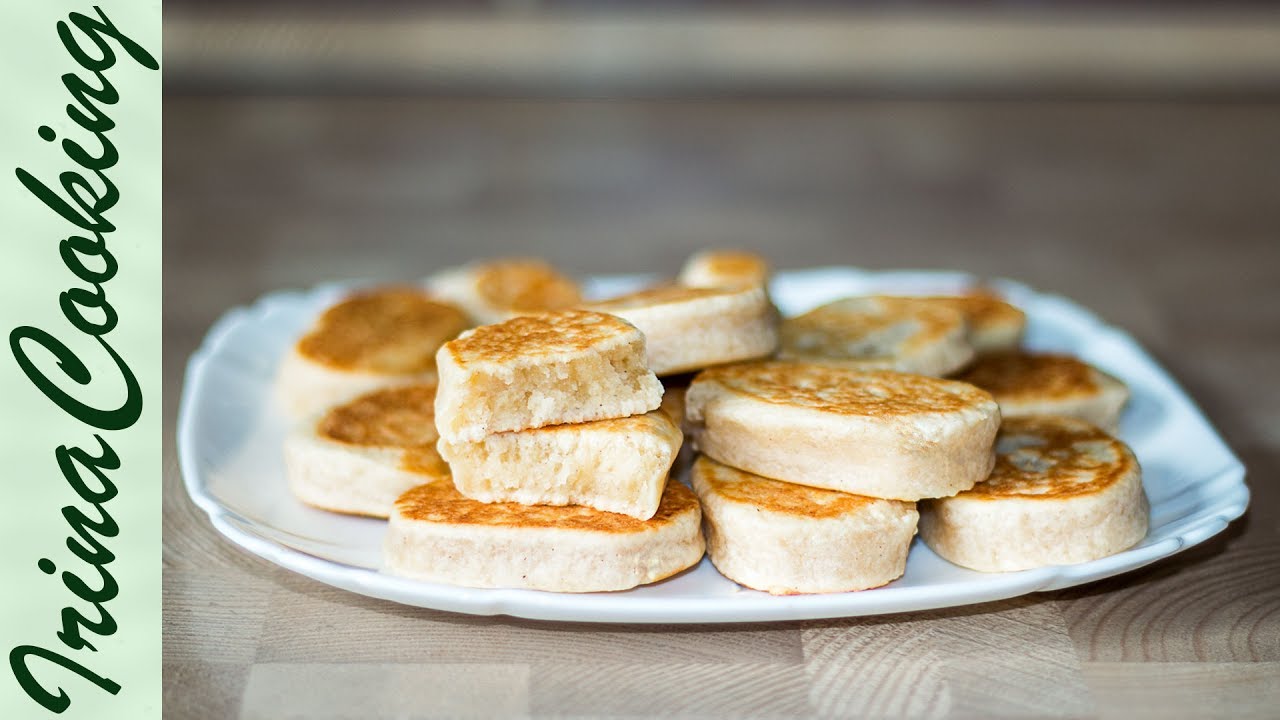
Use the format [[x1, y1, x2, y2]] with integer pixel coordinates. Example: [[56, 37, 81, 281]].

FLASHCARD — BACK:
[[678, 249, 770, 289], [383, 479, 705, 592], [919, 416, 1148, 572], [426, 258, 582, 325], [779, 295, 973, 377], [686, 362, 1000, 500], [440, 411, 682, 520], [692, 456, 918, 595], [915, 291, 1026, 355], [582, 284, 778, 376], [954, 351, 1129, 432], [284, 384, 449, 518], [277, 287, 470, 417], [434, 310, 663, 442]]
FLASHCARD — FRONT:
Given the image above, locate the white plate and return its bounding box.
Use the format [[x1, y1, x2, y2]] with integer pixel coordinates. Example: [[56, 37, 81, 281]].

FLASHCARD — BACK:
[[178, 268, 1249, 623]]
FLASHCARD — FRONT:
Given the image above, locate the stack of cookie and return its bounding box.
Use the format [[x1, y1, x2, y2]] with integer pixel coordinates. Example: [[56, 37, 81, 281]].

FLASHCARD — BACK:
[[687, 361, 1003, 594], [385, 309, 706, 592], [716, 286, 1146, 587]]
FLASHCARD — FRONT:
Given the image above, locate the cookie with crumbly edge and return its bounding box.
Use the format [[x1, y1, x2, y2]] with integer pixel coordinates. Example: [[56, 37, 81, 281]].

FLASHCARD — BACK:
[[434, 309, 663, 442], [440, 410, 681, 520]]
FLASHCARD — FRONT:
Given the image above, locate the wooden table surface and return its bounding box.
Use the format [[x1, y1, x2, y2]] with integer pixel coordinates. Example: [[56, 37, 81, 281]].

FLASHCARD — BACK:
[[163, 97, 1280, 719]]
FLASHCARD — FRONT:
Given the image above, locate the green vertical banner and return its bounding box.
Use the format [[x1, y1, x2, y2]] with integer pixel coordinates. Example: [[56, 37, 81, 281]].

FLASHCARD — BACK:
[[1, 2, 161, 718]]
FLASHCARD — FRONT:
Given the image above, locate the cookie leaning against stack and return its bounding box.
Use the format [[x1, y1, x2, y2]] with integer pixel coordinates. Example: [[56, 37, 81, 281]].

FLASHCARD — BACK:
[[426, 257, 582, 325], [919, 416, 1148, 572], [277, 287, 470, 418], [284, 384, 449, 518], [678, 249, 770, 289], [581, 284, 778, 376]]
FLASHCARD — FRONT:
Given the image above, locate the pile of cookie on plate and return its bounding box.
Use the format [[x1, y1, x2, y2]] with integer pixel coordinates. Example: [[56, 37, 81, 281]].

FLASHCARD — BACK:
[[278, 252, 1148, 595]]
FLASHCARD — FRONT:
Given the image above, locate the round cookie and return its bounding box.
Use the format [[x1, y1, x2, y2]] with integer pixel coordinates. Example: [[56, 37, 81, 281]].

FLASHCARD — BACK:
[[426, 258, 582, 325], [954, 351, 1129, 432], [685, 361, 1001, 500], [583, 284, 779, 376], [276, 287, 469, 418], [440, 411, 682, 521], [914, 291, 1026, 355], [678, 249, 770, 289], [779, 295, 974, 377], [692, 456, 918, 595], [384, 479, 705, 592], [919, 416, 1148, 572], [434, 309, 663, 442], [284, 384, 449, 518]]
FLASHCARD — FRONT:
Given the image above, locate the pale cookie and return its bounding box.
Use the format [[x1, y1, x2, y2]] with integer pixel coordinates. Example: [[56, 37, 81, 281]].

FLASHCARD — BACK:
[[779, 295, 974, 377], [384, 479, 705, 592], [434, 310, 663, 442], [913, 290, 1026, 355], [440, 411, 682, 521], [678, 249, 770, 289], [954, 351, 1129, 433], [686, 361, 1001, 500], [426, 258, 582, 325], [919, 416, 1149, 572], [583, 284, 778, 376], [276, 287, 469, 418], [693, 456, 918, 595], [284, 384, 449, 518]]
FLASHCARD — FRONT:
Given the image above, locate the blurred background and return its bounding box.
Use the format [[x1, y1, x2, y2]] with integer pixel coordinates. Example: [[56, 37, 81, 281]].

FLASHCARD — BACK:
[[164, 1, 1280, 465]]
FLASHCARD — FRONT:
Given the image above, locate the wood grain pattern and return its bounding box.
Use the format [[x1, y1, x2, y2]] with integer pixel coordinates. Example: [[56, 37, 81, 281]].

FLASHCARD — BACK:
[[257, 575, 804, 666], [163, 567, 274, 665], [532, 663, 811, 717], [1059, 540, 1280, 662], [163, 662, 250, 720], [164, 96, 1280, 718], [803, 598, 1092, 718], [1082, 663, 1280, 720], [240, 664, 530, 720]]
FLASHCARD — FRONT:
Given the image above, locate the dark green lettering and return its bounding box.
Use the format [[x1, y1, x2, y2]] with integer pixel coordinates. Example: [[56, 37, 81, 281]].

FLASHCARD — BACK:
[[9, 645, 120, 714], [58, 7, 158, 72], [14, 168, 116, 235], [60, 285, 118, 336], [9, 326, 142, 431], [60, 234, 118, 285], [57, 437, 120, 504]]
